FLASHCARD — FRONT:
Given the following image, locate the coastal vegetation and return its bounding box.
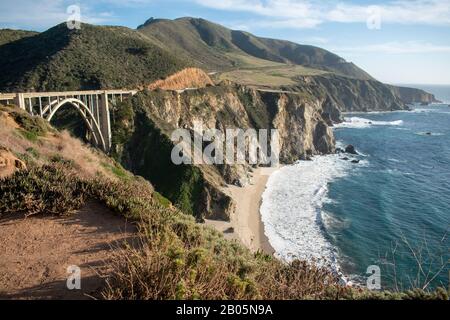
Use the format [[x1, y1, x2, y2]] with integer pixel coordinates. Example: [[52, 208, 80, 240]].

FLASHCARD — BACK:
[[0, 23, 186, 92], [0, 16, 446, 300], [0, 106, 447, 300], [137, 17, 372, 79], [0, 18, 438, 109], [0, 29, 38, 46]]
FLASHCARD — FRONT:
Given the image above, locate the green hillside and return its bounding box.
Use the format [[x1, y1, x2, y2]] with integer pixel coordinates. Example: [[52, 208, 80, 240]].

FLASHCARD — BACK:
[[1, 105, 446, 300], [0, 29, 38, 46], [137, 17, 372, 80], [0, 23, 187, 92]]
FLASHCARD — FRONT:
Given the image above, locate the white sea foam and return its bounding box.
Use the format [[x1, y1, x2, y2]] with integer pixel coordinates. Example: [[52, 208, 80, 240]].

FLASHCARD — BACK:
[[410, 107, 450, 114], [334, 117, 404, 129], [260, 155, 352, 271], [415, 132, 445, 136], [410, 108, 435, 113]]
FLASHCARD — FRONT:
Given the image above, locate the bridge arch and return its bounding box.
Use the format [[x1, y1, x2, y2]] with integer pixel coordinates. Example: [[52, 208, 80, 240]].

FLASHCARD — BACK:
[[43, 98, 107, 151]]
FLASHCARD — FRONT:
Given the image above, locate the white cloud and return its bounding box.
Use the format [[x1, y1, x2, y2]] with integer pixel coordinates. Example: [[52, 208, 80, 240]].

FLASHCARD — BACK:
[[0, 0, 115, 30], [332, 41, 450, 54], [194, 0, 450, 29], [304, 37, 329, 45]]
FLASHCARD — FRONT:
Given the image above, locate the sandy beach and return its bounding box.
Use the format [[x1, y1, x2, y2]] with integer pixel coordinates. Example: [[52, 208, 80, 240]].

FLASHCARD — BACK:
[[206, 166, 279, 255]]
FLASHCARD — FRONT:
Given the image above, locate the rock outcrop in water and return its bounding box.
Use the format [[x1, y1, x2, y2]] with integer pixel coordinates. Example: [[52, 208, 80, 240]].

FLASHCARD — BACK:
[[345, 145, 358, 155]]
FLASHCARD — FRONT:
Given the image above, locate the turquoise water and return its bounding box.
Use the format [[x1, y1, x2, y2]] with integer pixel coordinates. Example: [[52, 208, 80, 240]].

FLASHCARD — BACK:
[[329, 105, 450, 289], [261, 86, 450, 290]]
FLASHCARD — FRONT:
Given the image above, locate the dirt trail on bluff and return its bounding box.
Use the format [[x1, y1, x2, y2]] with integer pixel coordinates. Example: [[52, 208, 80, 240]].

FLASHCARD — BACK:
[[0, 201, 137, 300]]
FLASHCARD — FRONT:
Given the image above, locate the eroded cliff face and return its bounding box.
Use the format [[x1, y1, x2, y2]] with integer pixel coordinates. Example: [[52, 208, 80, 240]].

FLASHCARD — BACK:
[[287, 75, 440, 116], [389, 85, 440, 104], [290, 75, 410, 117], [112, 83, 335, 220]]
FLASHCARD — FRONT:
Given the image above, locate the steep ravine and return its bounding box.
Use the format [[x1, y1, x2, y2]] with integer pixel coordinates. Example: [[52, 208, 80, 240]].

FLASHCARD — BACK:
[[108, 76, 438, 221], [111, 83, 335, 220]]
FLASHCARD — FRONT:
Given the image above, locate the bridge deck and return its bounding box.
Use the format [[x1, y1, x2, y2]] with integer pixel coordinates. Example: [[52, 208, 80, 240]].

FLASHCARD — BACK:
[[0, 90, 138, 101], [0, 93, 16, 101]]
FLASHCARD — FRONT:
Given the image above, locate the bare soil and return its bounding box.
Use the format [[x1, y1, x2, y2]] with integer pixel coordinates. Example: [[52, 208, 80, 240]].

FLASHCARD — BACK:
[[0, 201, 137, 300]]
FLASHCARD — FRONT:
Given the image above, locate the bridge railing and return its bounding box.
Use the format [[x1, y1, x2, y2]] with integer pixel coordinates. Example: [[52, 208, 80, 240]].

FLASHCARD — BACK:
[[0, 90, 138, 152]]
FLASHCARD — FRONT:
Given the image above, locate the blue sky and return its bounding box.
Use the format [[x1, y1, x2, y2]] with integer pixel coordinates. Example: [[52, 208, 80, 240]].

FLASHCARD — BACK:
[[1, 0, 450, 84]]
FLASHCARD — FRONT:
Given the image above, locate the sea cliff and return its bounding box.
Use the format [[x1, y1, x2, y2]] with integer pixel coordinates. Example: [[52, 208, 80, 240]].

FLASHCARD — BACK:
[[111, 83, 335, 220]]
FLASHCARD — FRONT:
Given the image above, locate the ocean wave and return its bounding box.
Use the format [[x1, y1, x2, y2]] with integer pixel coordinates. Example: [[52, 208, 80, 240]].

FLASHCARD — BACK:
[[260, 155, 351, 272], [334, 117, 404, 129], [410, 108, 435, 113], [415, 132, 445, 136], [410, 107, 450, 114]]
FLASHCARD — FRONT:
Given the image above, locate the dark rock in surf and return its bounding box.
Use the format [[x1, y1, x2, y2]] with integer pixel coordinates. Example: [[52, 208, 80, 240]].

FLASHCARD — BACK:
[[345, 145, 358, 155], [351, 160, 360, 164]]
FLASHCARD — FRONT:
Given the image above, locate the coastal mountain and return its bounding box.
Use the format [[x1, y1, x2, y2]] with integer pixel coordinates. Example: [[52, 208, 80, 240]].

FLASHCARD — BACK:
[[2, 104, 441, 300], [0, 29, 38, 46], [0, 18, 438, 218], [0, 18, 438, 110], [0, 18, 448, 300], [389, 85, 440, 104], [0, 23, 186, 92], [137, 17, 373, 80], [136, 17, 438, 110]]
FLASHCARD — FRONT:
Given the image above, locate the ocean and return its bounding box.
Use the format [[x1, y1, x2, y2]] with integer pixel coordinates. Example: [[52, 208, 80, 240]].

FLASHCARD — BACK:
[[261, 85, 450, 290]]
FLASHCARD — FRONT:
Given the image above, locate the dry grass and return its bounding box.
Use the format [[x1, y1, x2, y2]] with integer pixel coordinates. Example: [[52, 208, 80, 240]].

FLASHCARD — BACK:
[[0, 105, 130, 181], [0, 160, 447, 300], [102, 213, 449, 300], [147, 68, 214, 91], [1, 105, 448, 301], [218, 63, 326, 88], [102, 211, 348, 300]]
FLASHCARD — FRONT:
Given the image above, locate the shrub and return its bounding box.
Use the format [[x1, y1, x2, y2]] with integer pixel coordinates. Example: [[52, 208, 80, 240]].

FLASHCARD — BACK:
[[0, 165, 86, 217], [1, 164, 447, 300]]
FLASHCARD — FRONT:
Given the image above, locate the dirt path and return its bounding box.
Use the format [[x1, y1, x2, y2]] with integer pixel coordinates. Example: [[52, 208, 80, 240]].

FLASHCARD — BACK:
[[0, 201, 137, 300]]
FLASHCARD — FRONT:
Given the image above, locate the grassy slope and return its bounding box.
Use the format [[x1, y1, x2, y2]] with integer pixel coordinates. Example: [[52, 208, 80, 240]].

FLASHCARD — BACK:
[[218, 64, 326, 87], [0, 105, 133, 182], [0, 29, 38, 46], [137, 17, 372, 80], [0, 23, 187, 92], [137, 17, 437, 105], [1, 105, 447, 300]]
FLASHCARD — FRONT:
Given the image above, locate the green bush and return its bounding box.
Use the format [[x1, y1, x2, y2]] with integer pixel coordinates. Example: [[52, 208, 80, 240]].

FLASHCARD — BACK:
[[0, 165, 86, 217], [1, 164, 447, 300]]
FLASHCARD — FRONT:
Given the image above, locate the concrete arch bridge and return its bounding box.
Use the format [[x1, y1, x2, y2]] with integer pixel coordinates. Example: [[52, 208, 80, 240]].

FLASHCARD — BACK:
[[0, 90, 137, 152]]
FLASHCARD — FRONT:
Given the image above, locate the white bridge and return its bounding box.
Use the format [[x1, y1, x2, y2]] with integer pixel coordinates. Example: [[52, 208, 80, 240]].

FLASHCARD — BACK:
[[0, 90, 137, 152]]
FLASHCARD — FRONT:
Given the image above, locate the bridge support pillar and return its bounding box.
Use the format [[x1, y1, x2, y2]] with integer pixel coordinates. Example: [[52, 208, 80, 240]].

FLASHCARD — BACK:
[[14, 93, 25, 110], [99, 92, 112, 152]]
